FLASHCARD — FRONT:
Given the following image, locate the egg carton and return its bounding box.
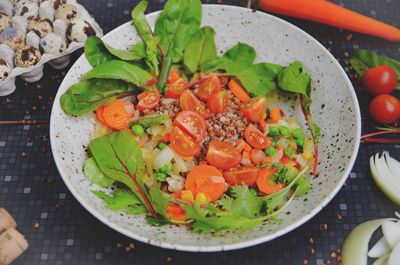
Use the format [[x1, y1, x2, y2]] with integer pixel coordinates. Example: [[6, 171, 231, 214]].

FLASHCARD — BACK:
[[0, 0, 103, 96]]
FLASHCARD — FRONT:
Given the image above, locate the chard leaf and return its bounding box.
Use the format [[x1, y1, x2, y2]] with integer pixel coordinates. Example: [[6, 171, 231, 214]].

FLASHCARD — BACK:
[[89, 131, 157, 217], [201, 43, 256, 74], [183, 26, 217, 73], [217, 185, 263, 218], [236, 62, 282, 96], [154, 0, 202, 63], [83, 157, 114, 187], [82, 60, 152, 87], [92, 190, 146, 215], [277, 61, 311, 97], [60, 79, 129, 116], [131, 0, 159, 74], [104, 42, 145, 61]]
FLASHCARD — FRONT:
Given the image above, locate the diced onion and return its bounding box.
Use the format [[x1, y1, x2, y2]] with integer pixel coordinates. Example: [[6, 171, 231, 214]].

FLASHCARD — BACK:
[[272, 150, 283, 163], [153, 146, 174, 169], [174, 155, 188, 173]]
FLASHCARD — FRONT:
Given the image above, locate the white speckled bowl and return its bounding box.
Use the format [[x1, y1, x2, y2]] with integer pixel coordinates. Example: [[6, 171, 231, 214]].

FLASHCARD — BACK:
[[50, 5, 361, 252]]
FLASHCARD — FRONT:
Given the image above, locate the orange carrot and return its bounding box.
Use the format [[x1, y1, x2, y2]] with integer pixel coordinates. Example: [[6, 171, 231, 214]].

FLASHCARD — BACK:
[[269, 108, 285, 123], [259, 0, 400, 42], [166, 205, 187, 221], [256, 167, 283, 195], [228, 79, 250, 103], [101, 100, 135, 130], [95, 106, 107, 125]]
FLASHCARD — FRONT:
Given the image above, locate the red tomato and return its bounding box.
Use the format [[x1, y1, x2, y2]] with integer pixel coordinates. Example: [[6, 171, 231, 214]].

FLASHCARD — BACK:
[[223, 167, 260, 186], [206, 140, 241, 170], [244, 124, 272, 149], [198, 74, 222, 100], [137, 89, 160, 111], [240, 97, 268, 122], [170, 126, 201, 157], [166, 78, 188, 99], [363, 65, 398, 95], [180, 90, 210, 119], [174, 111, 206, 142], [369, 94, 400, 124], [208, 90, 228, 114]]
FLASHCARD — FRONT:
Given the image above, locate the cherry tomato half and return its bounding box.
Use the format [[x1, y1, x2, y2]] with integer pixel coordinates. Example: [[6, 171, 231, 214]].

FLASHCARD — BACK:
[[198, 73, 222, 101], [166, 70, 188, 99], [174, 111, 206, 142], [223, 166, 260, 186], [240, 96, 268, 122], [369, 94, 400, 124], [170, 126, 201, 157], [206, 140, 241, 170], [363, 65, 398, 95], [244, 124, 272, 149], [137, 89, 160, 111], [180, 90, 210, 119], [208, 90, 228, 114]]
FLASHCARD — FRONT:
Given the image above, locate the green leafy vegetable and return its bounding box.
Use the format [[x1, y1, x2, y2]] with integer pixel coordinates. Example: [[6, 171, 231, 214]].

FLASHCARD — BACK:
[[82, 60, 152, 87], [148, 182, 173, 219], [301, 95, 321, 144], [136, 113, 169, 127], [154, 0, 202, 63], [92, 190, 147, 214], [183, 26, 217, 73], [350, 49, 400, 89], [277, 61, 311, 97], [84, 157, 114, 187], [60, 79, 129, 116], [104, 42, 145, 61], [201, 43, 256, 74], [131, 0, 159, 74], [85, 36, 115, 67], [89, 130, 158, 217], [295, 176, 312, 197], [158, 57, 172, 93]]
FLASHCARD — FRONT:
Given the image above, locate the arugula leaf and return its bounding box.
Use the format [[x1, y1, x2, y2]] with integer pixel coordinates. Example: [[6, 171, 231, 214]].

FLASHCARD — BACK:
[[83, 157, 114, 187], [131, 0, 159, 75], [295, 176, 312, 197], [60, 79, 129, 116], [277, 61, 311, 97], [183, 26, 217, 73], [92, 189, 146, 214], [182, 203, 262, 234], [217, 185, 263, 218], [201, 43, 256, 74], [89, 131, 158, 217], [82, 60, 152, 87], [236, 62, 282, 96], [154, 0, 202, 63]]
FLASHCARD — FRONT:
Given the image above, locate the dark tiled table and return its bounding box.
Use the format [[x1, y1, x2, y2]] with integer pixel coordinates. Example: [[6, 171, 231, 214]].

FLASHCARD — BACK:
[[0, 0, 399, 264]]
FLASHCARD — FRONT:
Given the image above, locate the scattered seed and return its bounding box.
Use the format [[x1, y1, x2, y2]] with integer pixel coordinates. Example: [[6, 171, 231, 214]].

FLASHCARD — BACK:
[[346, 34, 353, 41], [344, 52, 350, 57], [116, 242, 122, 248], [5, 98, 11, 103], [336, 248, 342, 254], [21, 152, 27, 157], [38, 95, 43, 100], [322, 223, 328, 230], [303, 259, 309, 265], [309, 237, 314, 244], [328, 40, 333, 45], [331, 252, 337, 258], [125, 246, 130, 252], [166, 256, 172, 262], [310, 248, 315, 254], [336, 214, 343, 221], [32, 106, 37, 110], [34, 222, 40, 229], [129, 243, 135, 249]]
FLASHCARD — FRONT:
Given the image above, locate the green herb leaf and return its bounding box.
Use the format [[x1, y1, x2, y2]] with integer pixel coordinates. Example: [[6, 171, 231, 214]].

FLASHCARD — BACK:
[[295, 176, 312, 197], [201, 43, 256, 74], [236, 62, 282, 96], [154, 0, 202, 63], [104, 42, 145, 61], [60, 79, 129, 116], [217, 185, 263, 218], [84, 36, 115, 67], [183, 26, 217, 73], [148, 182, 173, 219], [277, 61, 311, 97], [83, 157, 114, 187], [136, 113, 169, 127], [131, 0, 159, 74], [92, 189, 147, 215], [82, 60, 152, 87], [301, 95, 321, 144]]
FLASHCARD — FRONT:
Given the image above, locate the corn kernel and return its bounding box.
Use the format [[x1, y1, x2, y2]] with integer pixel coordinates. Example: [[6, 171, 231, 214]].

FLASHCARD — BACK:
[[195, 192, 208, 205], [181, 190, 195, 204], [303, 151, 313, 160]]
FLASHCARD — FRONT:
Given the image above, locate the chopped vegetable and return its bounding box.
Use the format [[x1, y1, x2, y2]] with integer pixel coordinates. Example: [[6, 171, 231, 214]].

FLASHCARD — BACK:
[[228, 79, 250, 103], [102, 100, 135, 130], [136, 113, 169, 127], [131, 124, 145, 136]]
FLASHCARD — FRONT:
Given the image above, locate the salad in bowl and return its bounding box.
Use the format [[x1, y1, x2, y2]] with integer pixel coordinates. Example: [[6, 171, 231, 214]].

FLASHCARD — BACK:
[[51, 0, 360, 250]]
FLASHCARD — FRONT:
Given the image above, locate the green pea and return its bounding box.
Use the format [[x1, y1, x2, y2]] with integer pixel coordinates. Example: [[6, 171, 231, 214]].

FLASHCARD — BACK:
[[155, 172, 167, 181], [291, 128, 304, 139], [160, 162, 173, 173], [264, 146, 276, 156], [158, 143, 167, 150], [280, 126, 290, 136], [268, 127, 279, 136], [131, 124, 144, 136], [285, 147, 296, 158], [296, 138, 304, 147]]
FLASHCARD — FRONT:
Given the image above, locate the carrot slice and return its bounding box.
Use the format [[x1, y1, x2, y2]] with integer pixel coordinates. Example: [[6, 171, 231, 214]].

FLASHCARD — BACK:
[[228, 79, 250, 103], [185, 165, 225, 202], [166, 204, 187, 221], [256, 167, 283, 195], [269, 108, 285, 123], [102, 100, 135, 130], [259, 0, 400, 42], [95, 106, 107, 125]]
